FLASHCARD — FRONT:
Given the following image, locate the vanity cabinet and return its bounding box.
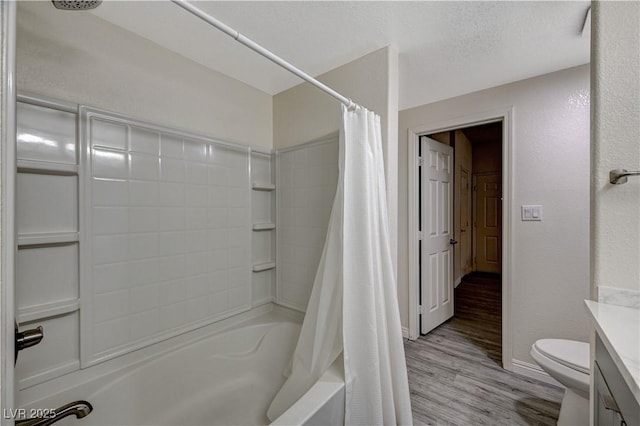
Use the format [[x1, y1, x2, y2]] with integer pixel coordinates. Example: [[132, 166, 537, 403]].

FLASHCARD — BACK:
[[594, 335, 640, 426]]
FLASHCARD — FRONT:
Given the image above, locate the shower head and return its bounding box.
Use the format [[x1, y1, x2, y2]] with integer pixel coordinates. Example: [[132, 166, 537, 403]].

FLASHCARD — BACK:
[[51, 0, 102, 11]]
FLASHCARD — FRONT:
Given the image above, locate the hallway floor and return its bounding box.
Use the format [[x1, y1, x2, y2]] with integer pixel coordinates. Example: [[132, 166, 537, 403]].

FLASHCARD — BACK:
[[405, 273, 564, 425]]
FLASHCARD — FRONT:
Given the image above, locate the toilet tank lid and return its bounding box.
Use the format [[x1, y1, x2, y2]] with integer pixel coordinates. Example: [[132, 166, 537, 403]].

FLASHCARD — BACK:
[[534, 339, 590, 374]]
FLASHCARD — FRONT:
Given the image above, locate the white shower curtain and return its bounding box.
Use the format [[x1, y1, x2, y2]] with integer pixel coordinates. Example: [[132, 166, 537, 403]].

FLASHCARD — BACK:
[[267, 105, 412, 425]]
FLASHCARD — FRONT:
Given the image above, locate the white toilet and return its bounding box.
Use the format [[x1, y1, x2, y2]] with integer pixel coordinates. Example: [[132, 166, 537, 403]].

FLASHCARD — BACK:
[[530, 339, 590, 426]]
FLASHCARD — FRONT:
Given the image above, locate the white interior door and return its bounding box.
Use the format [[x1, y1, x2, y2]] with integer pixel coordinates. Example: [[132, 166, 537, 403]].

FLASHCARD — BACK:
[[420, 136, 454, 335]]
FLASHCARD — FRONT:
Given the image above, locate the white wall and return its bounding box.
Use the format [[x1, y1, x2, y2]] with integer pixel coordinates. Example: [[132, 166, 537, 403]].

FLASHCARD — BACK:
[[591, 1, 640, 296], [274, 46, 400, 283], [399, 65, 591, 365], [16, 1, 272, 149]]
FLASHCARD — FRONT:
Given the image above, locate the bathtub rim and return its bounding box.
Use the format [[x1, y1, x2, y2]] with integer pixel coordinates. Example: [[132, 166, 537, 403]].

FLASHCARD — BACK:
[[270, 356, 345, 426], [18, 303, 303, 409]]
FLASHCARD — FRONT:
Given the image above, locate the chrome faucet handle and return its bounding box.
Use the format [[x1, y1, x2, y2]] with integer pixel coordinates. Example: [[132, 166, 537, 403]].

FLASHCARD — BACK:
[[15, 401, 93, 426], [609, 169, 640, 185]]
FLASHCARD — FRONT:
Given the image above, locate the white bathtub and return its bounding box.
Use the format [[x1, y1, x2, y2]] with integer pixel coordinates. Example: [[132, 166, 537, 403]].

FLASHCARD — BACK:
[[19, 308, 344, 426]]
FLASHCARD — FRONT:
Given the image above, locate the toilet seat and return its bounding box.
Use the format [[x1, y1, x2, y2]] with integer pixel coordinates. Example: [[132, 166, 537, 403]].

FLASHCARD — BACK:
[[533, 339, 589, 374]]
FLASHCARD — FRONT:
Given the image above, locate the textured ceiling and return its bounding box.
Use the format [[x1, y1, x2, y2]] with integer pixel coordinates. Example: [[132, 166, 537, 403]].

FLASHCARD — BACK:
[[91, 1, 590, 110]]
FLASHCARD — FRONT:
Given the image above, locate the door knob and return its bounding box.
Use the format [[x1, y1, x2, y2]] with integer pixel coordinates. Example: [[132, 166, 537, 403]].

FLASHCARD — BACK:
[[450, 239, 458, 245], [15, 321, 44, 364]]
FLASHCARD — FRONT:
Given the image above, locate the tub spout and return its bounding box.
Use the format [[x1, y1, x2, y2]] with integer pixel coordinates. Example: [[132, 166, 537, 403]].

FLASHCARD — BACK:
[[15, 401, 93, 426]]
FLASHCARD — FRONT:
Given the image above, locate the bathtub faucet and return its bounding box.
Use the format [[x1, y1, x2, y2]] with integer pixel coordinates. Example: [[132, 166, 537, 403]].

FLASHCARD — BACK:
[[15, 401, 93, 426]]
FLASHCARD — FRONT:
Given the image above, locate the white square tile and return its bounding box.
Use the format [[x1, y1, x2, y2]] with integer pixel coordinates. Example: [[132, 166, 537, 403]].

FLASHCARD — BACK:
[[93, 235, 129, 265], [228, 285, 250, 309], [130, 283, 159, 313], [227, 247, 246, 269], [185, 252, 209, 276], [209, 290, 229, 316], [127, 258, 159, 287], [159, 280, 186, 305], [130, 128, 159, 155], [160, 301, 187, 330], [128, 233, 159, 260], [94, 317, 130, 354], [93, 207, 128, 235], [185, 208, 207, 230], [158, 207, 185, 231], [158, 255, 185, 281], [226, 167, 248, 188], [184, 230, 208, 253], [129, 180, 159, 206], [93, 179, 128, 206], [92, 119, 127, 150], [160, 158, 185, 183], [209, 270, 229, 293], [209, 145, 228, 165], [130, 153, 159, 181], [208, 165, 228, 186], [293, 149, 308, 169], [92, 149, 128, 180], [158, 231, 185, 256], [207, 208, 227, 229], [227, 208, 249, 228], [187, 297, 209, 322], [209, 249, 228, 271], [159, 182, 185, 206], [185, 184, 208, 207], [93, 262, 128, 295], [227, 227, 248, 249], [208, 229, 228, 250], [160, 134, 183, 158], [130, 309, 159, 341], [129, 207, 158, 233], [227, 187, 248, 208], [186, 162, 208, 184], [184, 140, 208, 162], [185, 275, 209, 299], [94, 290, 129, 323], [208, 186, 228, 207], [226, 149, 247, 169], [228, 268, 249, 287]]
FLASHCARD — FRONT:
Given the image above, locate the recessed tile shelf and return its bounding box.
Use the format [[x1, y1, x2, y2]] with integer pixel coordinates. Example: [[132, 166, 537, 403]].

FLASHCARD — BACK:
[[252, 262, 276, 272], [17, 160, 79, 176], [252, 182, 276, 191], [18, 232, 80, 247], [252, 223, 276, 231], [18, 299, 80, 324]]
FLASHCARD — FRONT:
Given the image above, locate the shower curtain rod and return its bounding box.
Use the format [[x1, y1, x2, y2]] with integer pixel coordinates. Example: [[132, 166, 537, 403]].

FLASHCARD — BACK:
[[171, 0, 357, 110]]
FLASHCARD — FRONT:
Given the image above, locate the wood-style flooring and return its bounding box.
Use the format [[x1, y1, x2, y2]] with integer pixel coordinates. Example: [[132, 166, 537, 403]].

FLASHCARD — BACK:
[[405, 273, 564, 426]]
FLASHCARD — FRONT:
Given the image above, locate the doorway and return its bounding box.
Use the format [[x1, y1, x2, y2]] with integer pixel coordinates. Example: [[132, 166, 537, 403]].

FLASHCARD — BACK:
[[409, 116, 509, 366]]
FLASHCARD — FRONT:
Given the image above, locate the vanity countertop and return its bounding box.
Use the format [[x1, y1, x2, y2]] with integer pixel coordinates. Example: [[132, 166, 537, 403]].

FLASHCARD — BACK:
[[584, 300, 640, 405]]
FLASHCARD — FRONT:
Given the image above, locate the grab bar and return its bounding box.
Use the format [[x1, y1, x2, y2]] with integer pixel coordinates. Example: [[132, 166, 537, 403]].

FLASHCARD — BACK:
[[15, 401, 93, 426], [610, 169, 640, 185]]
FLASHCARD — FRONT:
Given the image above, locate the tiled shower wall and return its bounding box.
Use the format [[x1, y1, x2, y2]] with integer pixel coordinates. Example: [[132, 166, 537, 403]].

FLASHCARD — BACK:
[[15, 96, 338, 389], [276, 136, 339, 311], [85, 109, 252, 364]]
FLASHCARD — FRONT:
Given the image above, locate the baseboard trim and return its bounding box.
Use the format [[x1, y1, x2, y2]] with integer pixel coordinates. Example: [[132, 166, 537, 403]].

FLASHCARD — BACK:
[[402, 326, 409, 339], [454, 276, 462, 288], [512, 359, 564, 388]]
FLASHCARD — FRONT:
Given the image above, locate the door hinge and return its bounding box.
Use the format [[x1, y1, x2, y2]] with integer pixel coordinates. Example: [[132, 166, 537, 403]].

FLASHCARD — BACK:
[[417, 231, 424, 240], [418, 157, 424, 167], [419, 305, 426, 315]]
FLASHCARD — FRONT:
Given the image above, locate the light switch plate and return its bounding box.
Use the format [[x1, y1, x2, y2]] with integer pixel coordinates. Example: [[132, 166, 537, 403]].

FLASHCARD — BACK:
[[522, 205, 542, 221]]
